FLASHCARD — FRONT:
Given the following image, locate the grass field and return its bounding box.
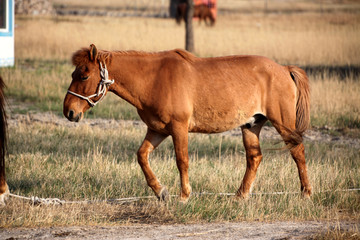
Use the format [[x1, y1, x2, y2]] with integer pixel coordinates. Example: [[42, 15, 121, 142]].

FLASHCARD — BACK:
[[0, 0, 359, 229], [1, 121, 359, 226], [14, 11, 360, 65]]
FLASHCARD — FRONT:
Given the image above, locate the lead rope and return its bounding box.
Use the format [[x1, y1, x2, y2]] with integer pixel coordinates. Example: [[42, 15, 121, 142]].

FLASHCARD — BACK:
[[67, 62, 114, 107]]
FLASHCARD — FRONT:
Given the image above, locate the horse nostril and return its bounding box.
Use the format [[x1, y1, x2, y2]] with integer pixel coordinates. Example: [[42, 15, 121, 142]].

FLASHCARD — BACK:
[[68, 110, 75, 119]]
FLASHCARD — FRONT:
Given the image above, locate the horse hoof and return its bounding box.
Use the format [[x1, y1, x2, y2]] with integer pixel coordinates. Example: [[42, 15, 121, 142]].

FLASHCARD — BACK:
[[236, 191, 250, 200], [157, 187, 169, 201], [301, 190, 311, 199], [179, 196, 189, 204], [179, 184, 191, 203]]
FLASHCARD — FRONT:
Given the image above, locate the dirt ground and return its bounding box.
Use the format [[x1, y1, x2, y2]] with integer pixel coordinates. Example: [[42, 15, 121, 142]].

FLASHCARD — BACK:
[[0, 221, 359, 240]]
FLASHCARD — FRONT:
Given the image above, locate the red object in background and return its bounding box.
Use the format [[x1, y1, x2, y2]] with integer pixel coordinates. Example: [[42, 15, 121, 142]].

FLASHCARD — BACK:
[[194, 0, 217, 19]]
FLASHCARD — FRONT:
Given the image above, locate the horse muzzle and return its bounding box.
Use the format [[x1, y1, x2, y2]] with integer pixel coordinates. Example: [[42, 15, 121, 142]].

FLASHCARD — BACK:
[[65, 110, 83, 122]]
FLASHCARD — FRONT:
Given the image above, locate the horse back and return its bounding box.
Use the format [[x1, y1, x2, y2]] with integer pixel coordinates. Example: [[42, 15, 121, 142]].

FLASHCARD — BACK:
[[128, 51, 296, 134], [184, 55, 296, 133]]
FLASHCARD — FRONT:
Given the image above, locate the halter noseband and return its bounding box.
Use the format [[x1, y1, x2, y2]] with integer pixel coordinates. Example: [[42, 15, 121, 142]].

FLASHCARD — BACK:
[[67, 62, 115, 107]]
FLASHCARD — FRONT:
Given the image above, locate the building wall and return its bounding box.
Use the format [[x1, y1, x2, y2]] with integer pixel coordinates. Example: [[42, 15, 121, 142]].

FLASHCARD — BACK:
[[0, 0, 14, 67]]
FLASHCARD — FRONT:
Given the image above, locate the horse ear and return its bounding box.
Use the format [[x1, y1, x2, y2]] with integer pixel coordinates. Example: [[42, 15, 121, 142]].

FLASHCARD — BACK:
[[89, 44, 98, 61]]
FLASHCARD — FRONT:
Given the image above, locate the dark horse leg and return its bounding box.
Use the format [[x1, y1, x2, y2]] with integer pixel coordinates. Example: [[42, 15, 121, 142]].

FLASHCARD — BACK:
[[236, 119, 266, 198], [137, 128, 169, 201], [0, 76, 8, 206]]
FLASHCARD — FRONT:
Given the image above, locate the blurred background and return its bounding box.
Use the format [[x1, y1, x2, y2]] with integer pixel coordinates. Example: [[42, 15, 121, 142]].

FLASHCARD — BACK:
[[11, 0, 360, 65]]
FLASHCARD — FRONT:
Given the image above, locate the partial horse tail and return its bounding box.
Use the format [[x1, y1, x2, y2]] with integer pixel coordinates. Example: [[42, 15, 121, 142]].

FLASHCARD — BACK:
[[0, 76, 8, 203], [289, 65, 311, 134], [284, 66, 310, 148]]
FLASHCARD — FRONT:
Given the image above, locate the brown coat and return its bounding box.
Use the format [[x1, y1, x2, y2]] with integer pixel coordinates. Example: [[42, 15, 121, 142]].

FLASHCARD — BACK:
[[64, 45, 312, 202]]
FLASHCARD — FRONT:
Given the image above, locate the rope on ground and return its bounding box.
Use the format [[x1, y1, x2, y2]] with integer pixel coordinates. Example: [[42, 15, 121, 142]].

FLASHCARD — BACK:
[[8, 188, 360, 206], [8, 193, 87, 205]]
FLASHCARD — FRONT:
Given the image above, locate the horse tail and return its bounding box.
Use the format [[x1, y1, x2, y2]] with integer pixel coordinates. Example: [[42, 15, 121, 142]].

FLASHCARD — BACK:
[[288, 66, 311, 134], [0, 76, 8, 201], [282, 66, 310, 149]]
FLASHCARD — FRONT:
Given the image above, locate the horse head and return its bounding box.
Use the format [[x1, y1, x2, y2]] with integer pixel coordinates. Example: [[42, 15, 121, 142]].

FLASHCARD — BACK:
[[63, 44, 114, 122]]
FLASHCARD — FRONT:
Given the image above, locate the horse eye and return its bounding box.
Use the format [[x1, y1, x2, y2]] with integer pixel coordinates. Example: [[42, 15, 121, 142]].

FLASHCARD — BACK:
[[81, 76, 89, 81]]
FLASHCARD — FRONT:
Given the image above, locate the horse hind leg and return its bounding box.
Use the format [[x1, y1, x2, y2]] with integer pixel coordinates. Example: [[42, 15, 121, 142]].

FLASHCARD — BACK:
[[237, 116, 267, 199], [271, 119, 312, 198], [289, 143, 312, 198]]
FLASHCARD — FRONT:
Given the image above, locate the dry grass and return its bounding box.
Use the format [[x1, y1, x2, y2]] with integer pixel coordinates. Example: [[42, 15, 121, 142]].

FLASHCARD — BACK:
[[0, 121, 359, 227], [309, 224, 360, 240], [2, 200, 175, 227], [311, 73, 360, 128], [15, 10, 360, 65], [52, 0, 360, 14]]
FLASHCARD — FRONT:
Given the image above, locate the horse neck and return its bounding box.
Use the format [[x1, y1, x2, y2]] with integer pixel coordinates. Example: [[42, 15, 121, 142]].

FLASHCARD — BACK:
[[107, 53, 159, 110]]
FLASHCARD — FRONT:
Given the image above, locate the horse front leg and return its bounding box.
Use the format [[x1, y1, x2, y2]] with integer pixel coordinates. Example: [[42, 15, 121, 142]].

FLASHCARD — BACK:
[[137, 128, 169, 201], [171, 123, 192, 203]]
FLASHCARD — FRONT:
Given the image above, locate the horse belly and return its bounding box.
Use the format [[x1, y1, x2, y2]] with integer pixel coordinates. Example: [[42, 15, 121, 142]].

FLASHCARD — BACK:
[[188, 106, 251, 133], [188, 79, 262, 133]]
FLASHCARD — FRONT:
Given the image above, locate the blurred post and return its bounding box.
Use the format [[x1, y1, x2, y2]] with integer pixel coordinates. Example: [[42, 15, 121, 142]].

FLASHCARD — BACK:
[[264, 0, 268, 14], [185, 0, 194, 52], [319, 0, 323, 14]]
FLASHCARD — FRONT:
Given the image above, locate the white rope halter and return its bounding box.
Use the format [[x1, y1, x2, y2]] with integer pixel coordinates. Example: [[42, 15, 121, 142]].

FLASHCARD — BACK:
[[67, 62, 115, 107]]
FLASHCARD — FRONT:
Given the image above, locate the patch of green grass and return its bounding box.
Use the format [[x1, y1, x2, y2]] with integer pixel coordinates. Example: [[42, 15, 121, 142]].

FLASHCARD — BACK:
[[335, 116, 360, 129]]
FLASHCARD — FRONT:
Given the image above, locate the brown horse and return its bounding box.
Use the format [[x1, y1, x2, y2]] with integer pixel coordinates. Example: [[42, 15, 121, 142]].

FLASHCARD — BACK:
[[0, 76, 9, 206], [63, 44, 312, 202], [176, 3, 216, 26]]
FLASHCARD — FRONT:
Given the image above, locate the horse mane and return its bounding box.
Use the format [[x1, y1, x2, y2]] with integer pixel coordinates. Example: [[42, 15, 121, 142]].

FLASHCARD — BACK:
[[173, 49, 196, 63], [109, 49, 196, 63], [72, 47, 112, 66], [72, 47, 196, 66], [72, 48, 90, 66]]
